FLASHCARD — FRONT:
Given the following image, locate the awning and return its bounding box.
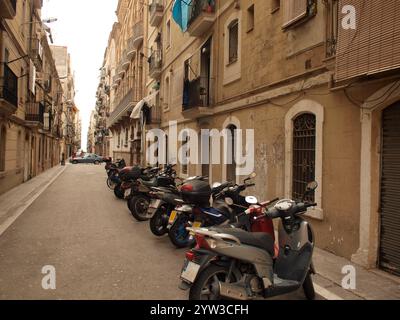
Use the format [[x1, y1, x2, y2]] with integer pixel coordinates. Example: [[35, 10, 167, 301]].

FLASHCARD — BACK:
[[130, 91, 159, 119]]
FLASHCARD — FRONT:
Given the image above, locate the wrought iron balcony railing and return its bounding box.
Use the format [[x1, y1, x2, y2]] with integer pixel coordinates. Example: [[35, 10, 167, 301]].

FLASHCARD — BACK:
[[150, 0, 164, 27], [25, 102, 45, 124], [0, 63, 18, 108]]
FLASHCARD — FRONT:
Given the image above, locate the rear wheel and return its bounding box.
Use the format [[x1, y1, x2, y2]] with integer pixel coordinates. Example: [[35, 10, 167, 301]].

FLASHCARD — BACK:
[[303, 272, 315, 300], [129, 195, 150, 221], [168, 215, 195, 248], [114, 183, 124, 199], [189, 264, 236, 300], [150, 207, 169, 236]]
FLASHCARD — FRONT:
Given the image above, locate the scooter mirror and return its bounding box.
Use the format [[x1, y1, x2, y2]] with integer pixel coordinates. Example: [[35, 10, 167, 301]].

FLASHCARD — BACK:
[[245, 196, 258, 205], [306, 181, 318, 192], [225, 197, 234, 206]]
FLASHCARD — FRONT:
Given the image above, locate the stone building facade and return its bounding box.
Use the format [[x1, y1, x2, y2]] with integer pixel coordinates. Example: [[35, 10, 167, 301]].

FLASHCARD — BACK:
[[97, 0, 400, 275], [0, 0, 78, 195]]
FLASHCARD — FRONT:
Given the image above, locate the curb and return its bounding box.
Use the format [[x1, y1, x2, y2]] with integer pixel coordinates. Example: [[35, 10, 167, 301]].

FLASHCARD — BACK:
[[0, 166, 67, 237]]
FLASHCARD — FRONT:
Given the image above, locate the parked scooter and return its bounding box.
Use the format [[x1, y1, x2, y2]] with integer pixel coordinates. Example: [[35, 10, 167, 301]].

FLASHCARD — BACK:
[[148, 185, 184, 236], [127, 164, 177, 221], [179, 181, 319, 301], [167, 174, 257, 249], [105, 159, 126, 190]]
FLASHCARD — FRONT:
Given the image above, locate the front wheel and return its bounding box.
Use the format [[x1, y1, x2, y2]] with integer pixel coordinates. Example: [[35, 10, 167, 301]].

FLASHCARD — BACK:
[[129, 195, 150, 221], [168, 215, 195, 248], [189, 264, 235, 300], [303, 272, 315, 300], [150, 207, 169, 236]]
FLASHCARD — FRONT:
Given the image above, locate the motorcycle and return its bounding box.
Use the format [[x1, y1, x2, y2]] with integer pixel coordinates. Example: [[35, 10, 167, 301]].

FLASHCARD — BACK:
[[179, 181, 319, 301], [167, 174, 257, 249], [127, 164, 176, 222], [105, 158, 126, 190], [148, 184, 183, 237]]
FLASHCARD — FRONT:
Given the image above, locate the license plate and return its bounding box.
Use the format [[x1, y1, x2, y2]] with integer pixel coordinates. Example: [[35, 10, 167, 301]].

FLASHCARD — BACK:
[[124, 188, 131, 198], [190, 221, 202, 235], [168, 211, 178, 224], [181, 260, 201, 284]]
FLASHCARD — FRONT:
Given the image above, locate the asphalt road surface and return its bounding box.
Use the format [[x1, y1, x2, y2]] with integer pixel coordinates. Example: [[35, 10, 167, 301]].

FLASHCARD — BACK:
[[0, 164, 316, 300]]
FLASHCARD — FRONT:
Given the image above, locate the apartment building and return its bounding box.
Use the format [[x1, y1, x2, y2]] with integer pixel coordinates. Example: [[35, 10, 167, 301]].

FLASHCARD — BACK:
[[51, 45, 81, 158], [102, 0, 149, 165], [0, 0, 65, 195], [97, 0, 400, 275]]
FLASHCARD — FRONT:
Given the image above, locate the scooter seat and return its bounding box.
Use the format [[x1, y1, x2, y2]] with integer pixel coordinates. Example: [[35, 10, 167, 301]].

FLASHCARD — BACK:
[[141, 178, 158, 187], [211, 228, 275, 257]]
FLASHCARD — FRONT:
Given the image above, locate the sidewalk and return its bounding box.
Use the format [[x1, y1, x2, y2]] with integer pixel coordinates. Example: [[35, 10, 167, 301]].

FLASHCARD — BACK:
[[0, 164, 67, 237], [312, 247, 400, 300]]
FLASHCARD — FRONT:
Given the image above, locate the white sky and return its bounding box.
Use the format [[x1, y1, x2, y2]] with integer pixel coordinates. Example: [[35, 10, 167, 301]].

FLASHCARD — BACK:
[[42, 0, 118, 151]]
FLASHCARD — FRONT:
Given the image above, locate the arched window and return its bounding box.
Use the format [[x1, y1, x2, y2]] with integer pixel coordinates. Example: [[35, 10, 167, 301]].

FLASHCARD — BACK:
[[292, 113, 316, 202], [0, 126, 6, 171], [226, 124, 237, 182], [285, 99, 324, 220]]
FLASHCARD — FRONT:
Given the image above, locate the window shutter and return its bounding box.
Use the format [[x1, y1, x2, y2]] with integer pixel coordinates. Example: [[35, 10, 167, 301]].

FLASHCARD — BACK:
[[336, 0, 400, 81], [282, 0, 308, 28]]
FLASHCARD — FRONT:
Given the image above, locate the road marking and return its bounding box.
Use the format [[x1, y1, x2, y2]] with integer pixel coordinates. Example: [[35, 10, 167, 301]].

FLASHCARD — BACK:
[[314, 283, 344, 300], [0, 166, 67, 237]]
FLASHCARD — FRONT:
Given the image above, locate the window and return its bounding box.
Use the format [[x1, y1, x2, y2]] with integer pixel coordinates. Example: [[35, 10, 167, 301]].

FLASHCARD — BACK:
[[292, 113, 316, 202], [0, 126, 6, 171], [228, 20, 239, 64], [326, 0, 339, 57], [271, 0, 280, 13], [166, 20, 171, 49], [282, 0, 308, 29], [247, 5, 255, 32], [117, 132, 121, 148], [164, 76, 170, 110]]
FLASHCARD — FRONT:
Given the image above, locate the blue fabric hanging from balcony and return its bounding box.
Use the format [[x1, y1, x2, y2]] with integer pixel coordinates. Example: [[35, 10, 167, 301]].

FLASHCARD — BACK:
[[172, 0, 192, 32]]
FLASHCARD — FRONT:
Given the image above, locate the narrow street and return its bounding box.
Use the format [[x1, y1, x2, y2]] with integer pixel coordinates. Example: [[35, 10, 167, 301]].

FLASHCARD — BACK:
[[0, 164, 318, 300], [0, 164, 187, 300]]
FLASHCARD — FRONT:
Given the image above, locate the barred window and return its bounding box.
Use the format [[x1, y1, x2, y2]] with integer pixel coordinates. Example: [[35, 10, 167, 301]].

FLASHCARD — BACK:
[[292, 113, 316, 202]]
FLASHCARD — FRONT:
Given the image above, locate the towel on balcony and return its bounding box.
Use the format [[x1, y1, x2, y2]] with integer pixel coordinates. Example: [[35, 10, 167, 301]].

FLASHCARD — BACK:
[[172, 0, 191, 32]]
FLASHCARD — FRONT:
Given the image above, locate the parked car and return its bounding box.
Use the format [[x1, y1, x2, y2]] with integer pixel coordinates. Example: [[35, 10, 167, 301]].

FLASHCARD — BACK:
[[70, 153, 103, 165]]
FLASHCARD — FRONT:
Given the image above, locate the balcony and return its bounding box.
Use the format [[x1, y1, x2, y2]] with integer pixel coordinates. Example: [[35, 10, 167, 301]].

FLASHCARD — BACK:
[[132, 21, 144, 49], [150, 0, 164, 27], [25, 102, 45, 125], [117, 64, 125, 77], [127, 37, 137, 60], [148, 50, 162, 80], [30, 37, 43, 71], [187, 0, 216, 37], [107, 89, 135, 128], [112, 74, 120, 88], [121, 50, 130, 71], [0, 0, 17, 19], [182, 77, 213, 119], [0, 64, 18, 117]]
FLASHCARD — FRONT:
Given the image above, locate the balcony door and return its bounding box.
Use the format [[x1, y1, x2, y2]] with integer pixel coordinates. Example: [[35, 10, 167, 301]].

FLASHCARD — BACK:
[[200, 37, 212, 107]]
